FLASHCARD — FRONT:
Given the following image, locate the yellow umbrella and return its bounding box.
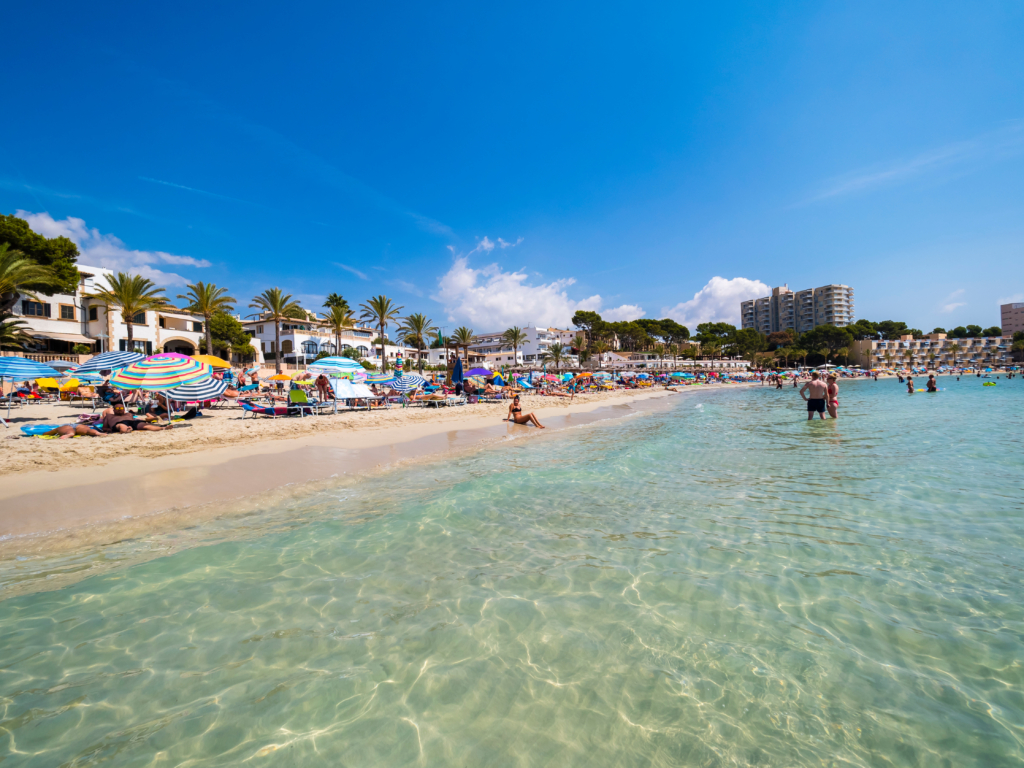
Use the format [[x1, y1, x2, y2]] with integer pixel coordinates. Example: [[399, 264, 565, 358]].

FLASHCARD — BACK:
[[192, 354, 233, 369], [268, 373, 292, 381]]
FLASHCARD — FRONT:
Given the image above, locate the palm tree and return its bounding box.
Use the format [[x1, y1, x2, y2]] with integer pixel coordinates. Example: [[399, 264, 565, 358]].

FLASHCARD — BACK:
[[927, 351, 936, 370], [789, 347, 808, 369], [323, 293, 348, 311], [542, 341, 567, 373], [903, 349, 914, 370], [87, 272, 170, 353], [359, 295, 404, 371], [177, 282, 235, 358], [0, 316, 33, 350], [702, 339, 722, 367], [883, 350, 894, 369], [0, 243, 62, 315], [503, 326, 527, 369], [398, 312, 438, 374], [249, 288, 304, 373], [452, 326, 475, 366], [591, 339, 610, 368], [326, 303, 357, 356], [948, 342, 961, 369]]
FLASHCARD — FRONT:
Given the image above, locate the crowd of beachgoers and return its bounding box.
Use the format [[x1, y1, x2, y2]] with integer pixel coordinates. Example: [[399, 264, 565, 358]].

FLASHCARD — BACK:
[[1, 350, 1017, 477]]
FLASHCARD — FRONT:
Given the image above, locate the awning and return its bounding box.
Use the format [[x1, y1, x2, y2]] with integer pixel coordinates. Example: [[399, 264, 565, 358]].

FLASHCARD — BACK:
[[32, 331, 95, 344]]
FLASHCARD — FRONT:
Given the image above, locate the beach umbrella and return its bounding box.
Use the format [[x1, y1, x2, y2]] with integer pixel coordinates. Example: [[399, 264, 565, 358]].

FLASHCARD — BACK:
[[0, 356, 64, 425], [307, 356, 364, 374], [73, 350, 145, 374], [366, 372, 396, 384], [164, 377, 230, 404], [267, 373, 292, 381], [70, 371, 106, 385], [389, 374, 427, 392], [452, 356, 464, 385], [110, 353, 213, 391], [466, 367, 492, 376], [192, 354, 233, 370], [45, 358, 78, 371]]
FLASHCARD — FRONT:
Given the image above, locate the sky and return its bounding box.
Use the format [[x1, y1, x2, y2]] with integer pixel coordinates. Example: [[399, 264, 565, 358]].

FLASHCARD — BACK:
[[2, 1, 1023, 334]]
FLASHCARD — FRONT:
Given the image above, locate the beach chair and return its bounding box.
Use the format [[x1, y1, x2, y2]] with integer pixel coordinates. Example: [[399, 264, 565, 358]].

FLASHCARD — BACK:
[[68, 386, 97, 409], [240, 401, 288, 419], [287, 388, 321, 417]]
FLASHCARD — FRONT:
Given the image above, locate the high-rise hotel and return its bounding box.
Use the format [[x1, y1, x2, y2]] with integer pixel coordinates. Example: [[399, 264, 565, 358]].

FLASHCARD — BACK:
[[741, 284, 855, 334]]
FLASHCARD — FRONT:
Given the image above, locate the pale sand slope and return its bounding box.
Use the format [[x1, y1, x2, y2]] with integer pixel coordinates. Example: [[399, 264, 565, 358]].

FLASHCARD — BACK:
[[0, 385, 742, 547]]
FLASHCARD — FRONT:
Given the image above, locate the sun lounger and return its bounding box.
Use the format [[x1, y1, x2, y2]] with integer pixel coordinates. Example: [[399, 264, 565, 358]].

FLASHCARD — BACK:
[[68, 386, 98, 410], [287, 388, 322, 417], [240, 401, 288, 419]]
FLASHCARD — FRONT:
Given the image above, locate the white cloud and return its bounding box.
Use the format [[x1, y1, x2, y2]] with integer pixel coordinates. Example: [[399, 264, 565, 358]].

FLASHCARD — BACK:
[[602, 304, 646, 322], [939, 289, 967, 314], [805, 120, 1024, 203], [997, 292, 1023, 305], [334, 262, 368, 280], [434, 251, 644, 330], [661, 276, 769, 329], [16, 210, 209, 286]]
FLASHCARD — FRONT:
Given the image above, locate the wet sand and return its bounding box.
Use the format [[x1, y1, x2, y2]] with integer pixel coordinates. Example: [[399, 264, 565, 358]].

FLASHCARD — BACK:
[[0, 387, 728, 552]]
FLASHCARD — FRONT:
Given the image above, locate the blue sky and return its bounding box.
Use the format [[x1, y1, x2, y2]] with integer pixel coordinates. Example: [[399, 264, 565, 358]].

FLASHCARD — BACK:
[[2, 1, 1022, 333]]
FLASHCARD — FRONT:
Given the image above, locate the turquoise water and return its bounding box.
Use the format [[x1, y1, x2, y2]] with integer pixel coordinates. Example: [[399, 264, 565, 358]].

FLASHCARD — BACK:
[[2, 378, 1023, 766]]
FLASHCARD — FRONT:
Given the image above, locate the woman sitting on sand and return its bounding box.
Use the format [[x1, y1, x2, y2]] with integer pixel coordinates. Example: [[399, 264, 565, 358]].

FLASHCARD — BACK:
[[506, 395, 545, 428], [101, 404, 169, 433]]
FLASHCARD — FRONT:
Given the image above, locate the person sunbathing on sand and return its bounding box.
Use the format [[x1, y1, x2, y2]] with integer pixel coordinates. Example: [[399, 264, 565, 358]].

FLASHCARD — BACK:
[[506, 395, 545, 428], [43, 424, 107, 438], [101, 404, 170, 433]]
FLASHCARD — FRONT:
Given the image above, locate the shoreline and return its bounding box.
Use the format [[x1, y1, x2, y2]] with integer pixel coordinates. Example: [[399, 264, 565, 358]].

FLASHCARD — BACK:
[[0, 387, 724, 553]]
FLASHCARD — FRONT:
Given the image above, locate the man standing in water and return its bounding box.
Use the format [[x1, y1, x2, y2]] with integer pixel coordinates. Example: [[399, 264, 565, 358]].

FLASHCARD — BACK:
[[800, 371, 829, 420]]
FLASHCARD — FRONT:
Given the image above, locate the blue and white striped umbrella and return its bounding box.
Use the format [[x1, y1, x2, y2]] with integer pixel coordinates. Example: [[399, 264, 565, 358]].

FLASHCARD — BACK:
[[307, 356, 363, 374], [163, 378, 230, 403], [73, 351, 145, 373], [0, 357, 63, 380], [365, 372, 396, 384], [0, 357, 64, 423], [389, 374, 428, 392], [68, 371, 107, 385]]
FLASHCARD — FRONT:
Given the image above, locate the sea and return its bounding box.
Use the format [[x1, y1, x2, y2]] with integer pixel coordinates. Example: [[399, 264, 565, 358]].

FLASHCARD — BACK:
[[1, 376, 1022, 766]]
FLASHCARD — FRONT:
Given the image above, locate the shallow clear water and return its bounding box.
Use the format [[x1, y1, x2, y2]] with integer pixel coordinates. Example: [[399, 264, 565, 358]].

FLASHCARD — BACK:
[[2, 378, 1023, 766]]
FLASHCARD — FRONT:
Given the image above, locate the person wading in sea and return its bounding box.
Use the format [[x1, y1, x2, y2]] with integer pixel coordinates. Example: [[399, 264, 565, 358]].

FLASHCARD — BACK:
[[800, 371, 829, 420], [826, 374, 839, 419]]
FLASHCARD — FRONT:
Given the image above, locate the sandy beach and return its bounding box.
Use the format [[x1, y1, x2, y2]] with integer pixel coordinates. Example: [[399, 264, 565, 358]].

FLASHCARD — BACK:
[[0, 385, 735, 550]]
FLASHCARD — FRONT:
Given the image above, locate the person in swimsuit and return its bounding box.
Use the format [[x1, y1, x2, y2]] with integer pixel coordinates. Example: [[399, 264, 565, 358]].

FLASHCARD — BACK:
[[799, 371, 829, 420], [906, 376, 914, 394], [826, 374, 839, 419], [42, 424, 107, 439], [506, 395, 545, 428], [926, 375, 938, 392]]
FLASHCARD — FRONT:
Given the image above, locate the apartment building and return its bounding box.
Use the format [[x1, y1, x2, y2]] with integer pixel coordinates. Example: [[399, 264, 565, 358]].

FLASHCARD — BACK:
[[468, 325, 576, 366], [851, 333, 1013, 369], [1001, 302, 1024, 336], [741, 284, 855, 334], [9, 264, 206, 357]]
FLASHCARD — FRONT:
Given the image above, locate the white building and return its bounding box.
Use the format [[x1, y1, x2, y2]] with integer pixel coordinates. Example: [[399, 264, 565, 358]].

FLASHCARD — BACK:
[[851, 333, 1013, 369], [1001, 302, 1024, 336], [467, 325, 582, 367], [9, 264, 206, 359], [742, 284, 855, 334]]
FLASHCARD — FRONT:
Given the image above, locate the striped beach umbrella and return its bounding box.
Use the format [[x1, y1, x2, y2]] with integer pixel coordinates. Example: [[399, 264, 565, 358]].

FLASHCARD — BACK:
[[163, 378, 230, 403], [307, 356, 363, 374], [366, 372, 396, 384], [0, 357, 64, 424], [69, 371, 106, 385], [110, 353, 213, 391], [389, 374, 427, 392], [74, 351, 145, 373]]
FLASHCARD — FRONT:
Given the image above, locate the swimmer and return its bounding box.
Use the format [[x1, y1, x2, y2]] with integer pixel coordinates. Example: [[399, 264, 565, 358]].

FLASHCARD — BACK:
[[926, 375, 938, 392], [906, 376, 914, 394]]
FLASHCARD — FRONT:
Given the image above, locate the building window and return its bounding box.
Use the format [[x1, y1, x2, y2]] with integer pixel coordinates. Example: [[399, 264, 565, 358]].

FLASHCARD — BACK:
[[193, 322, 202, 333], [131, 311, 146, 325], [22, 300, 50, 317], [159, 317, 166, 328], [257, 325, 264, 334], [119, 339, 153, 355], [88, 306, 98, 321], [281, 340, 293, 354], [59, 304, 75, 321]]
